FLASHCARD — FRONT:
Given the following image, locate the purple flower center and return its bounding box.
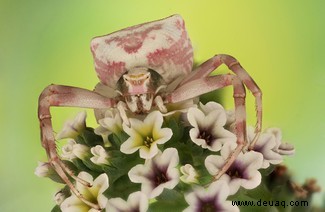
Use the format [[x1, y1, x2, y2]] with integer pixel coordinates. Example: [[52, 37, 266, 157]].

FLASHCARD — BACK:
[[198, 129, 214, 145], [148, 165, 169, 187], [226, 163, 244, 179], [199, 199, 217, 212], [154, 171, 168, 187]]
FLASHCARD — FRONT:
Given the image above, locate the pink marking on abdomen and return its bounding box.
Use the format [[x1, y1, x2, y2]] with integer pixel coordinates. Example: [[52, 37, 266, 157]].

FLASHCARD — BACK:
[[146, 30, 193, 73], [94, 59, 126, 86], [105, 24, 163, 54], [123, 36, 143, 53]]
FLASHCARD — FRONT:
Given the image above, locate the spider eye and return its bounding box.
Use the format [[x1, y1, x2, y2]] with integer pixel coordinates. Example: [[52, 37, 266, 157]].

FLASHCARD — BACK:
[[145, 72, 151, 79]]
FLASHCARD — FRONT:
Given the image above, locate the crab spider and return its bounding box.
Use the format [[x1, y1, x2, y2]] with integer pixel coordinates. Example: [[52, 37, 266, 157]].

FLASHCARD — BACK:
[[38, 14, 262, 209]]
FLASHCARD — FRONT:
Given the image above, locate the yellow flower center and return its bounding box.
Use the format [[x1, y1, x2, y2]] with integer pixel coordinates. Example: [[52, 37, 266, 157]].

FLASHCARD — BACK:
[[144, 136, 154, 148]]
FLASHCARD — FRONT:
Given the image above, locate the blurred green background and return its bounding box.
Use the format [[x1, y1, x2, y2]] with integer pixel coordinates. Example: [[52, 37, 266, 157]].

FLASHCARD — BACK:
[[1, 0, 324, 211]]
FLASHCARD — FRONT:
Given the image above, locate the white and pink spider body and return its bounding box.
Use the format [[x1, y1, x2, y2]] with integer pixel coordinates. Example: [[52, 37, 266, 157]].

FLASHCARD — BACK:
[[91, 15, 193, 117], [38, 15, 262, 209]]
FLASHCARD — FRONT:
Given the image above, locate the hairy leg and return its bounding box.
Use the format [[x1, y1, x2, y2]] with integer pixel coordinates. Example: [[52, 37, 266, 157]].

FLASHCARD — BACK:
[[176, 54, 262, 133], [167, 54, 262, 180], [38, 84, 114, 209]]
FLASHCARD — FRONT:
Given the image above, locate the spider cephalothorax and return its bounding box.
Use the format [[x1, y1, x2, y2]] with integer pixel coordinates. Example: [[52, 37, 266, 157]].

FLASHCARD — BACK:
[[38, 14, 262, 210], [116, 68, 166, 114]]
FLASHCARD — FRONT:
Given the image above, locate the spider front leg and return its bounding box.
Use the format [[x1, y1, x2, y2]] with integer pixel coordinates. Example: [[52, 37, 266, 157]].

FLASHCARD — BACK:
[[38, 84, 114, 210], [166, 54, 262, 180]]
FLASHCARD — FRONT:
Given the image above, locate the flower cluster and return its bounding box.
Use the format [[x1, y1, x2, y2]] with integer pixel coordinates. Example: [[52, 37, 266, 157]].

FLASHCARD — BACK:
[[36, 101, 320, 212]]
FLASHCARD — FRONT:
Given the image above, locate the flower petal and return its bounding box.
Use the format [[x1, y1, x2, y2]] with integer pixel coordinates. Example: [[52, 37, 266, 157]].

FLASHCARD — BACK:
[[184, 181, 239, 212], [139, 143, 159, 159], [205, 155, 225, 175], [107, 198, 128, 212], [56, 111, 87, 140], [187, 107, 205, 128], [128, 148, 180, 198]]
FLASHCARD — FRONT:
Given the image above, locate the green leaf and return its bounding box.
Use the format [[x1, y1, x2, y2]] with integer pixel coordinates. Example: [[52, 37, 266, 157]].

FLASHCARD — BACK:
[[196, 167, 213, 186], [108, 132, 129, 149], [164, 116, 183, 143], [103, 174, 140, 200], [245, 183, 272, 201], [51, 205, 61, 212], [260, 165, 276, 177], [70, 158, 98, 177], [102, 151, 143, 184], [230, 188, 274, 212], [77, 127, 104, 147], [156, 188, 183, 201], [79, 157, 104, 173], [148, 189, 188, 212]]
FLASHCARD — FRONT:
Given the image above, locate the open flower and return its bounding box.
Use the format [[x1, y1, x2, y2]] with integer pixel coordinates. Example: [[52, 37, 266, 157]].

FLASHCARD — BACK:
[[248, 127, 295, 169], [184, 181, 239, 212], [180, 164, 199, 184], [106, 191, 148, 212], [121, 111, 172, 159], [60, 172, 109, 212], [95, 109, 123, 138], [90, 145, 110, 165], [247, 127, 282, 169], [56, 111, 87, 140], [187, 102, 236, 151], [95, 109, 124, 147], [128, 148, 180, 198], [205, 142, 263, 195], [61, 139, 89, 161]]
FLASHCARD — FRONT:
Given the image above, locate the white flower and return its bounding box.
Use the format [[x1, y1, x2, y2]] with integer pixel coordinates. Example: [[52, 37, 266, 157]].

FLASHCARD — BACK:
[[248, 127, 295, 169], [265, 128, 295, 156], [90, 145, 110, 165], [73, 144, 90, 160], [61, 139, 89, 161], [35, 161, 64, 183], [187, 102, 236, 151], [205, 142, 263, 195], [61, 139, 77, 160], [60, 172, 109, 212], [128, 148, 180, 198], [106, 191, 148, 212], [163, 99, 197, 116], [56, 111, 87, 140], [95, 109, 123, 147], [198, 101, 224, 114], [94, 125, 111, 146], [121, 111, 172, 159], [96, 109, 123, 135], [247, 127, 283, 169], [184, 181, 239, 212], [180, 164, 199, 184], [34, 161, 52, 177]]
